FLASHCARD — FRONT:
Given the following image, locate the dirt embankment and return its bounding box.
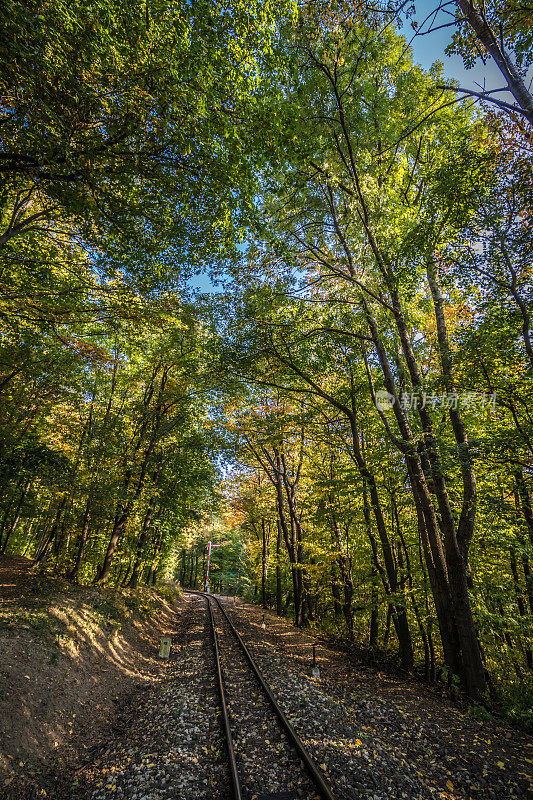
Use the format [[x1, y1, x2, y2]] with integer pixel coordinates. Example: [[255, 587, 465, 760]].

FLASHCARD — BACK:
[[0, 556, 181, 799]]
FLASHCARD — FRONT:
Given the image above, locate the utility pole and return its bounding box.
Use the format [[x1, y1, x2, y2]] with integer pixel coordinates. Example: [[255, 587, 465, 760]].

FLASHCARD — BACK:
[[205, 541, 221, 593]]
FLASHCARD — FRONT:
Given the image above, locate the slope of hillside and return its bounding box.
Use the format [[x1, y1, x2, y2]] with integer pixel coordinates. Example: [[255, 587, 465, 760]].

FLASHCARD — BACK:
[[0, 557, 181, 799]]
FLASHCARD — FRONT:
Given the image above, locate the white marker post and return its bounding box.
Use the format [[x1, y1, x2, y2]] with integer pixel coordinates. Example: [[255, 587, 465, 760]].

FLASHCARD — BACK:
[[159, 636, 172, 659], [312, 644, 320, 679], [205, 541, 222, 593]]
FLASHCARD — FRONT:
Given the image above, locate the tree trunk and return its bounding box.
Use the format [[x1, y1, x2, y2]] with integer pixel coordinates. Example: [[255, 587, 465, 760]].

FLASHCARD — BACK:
[[1, 479, 30, 554], [179, 548, 187, 586], [360, 471, 413, 670], [383, 604, 392, 648], [275, 472, 303, 626], [0, 487, 18, 552], [187, 550, 194, 587], [331, 568, 343, 617], [329, 508, 354, 637], [358, 254, 485, 696], [369, 563, 379, 646], [67, 496, 92, 581], [94, 508, 127, 584], [33, 496, 68, 566], [456, 0, 533, 124], [128, 497, 158, 588], [276, 520, 283, 616], [510, 545, 533, 668], [261, 517, 270, 609]]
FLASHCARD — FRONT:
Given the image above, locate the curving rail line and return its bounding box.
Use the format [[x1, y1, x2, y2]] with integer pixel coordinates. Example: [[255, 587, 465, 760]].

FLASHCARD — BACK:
[[187, 590, 339, 800]]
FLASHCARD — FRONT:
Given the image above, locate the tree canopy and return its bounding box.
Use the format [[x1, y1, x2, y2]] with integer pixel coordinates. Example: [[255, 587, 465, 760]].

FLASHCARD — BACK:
[[1, 0, 533, 723]]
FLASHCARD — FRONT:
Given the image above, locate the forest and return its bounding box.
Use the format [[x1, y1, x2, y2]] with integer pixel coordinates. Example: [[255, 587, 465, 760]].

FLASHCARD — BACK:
[[1, 0, 532, 726]]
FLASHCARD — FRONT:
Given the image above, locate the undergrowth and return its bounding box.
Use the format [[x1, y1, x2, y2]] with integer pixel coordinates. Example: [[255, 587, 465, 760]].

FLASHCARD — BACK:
[[242, 593, 533, 734], [1, 572, 181, 646]]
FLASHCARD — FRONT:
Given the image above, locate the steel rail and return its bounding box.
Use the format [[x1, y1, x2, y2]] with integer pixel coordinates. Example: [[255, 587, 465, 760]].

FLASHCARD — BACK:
[[206, 595, 243, 800], [205, 593, 338, 800]]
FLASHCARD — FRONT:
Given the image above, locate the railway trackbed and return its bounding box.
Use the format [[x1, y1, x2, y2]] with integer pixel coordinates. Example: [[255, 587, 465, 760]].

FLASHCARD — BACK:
[[192, 590, 340, 800], [67, 591, 530, 800]]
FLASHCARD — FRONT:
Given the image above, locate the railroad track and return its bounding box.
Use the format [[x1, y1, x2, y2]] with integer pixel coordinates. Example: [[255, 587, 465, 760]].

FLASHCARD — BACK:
[[185, 590, 339, 800]]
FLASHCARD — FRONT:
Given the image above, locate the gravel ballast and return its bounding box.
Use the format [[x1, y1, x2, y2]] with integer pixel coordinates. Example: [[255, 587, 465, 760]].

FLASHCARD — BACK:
[[211, 597, 319, 800], [224, 597, 532, 800], [74, 592, 532, 800]]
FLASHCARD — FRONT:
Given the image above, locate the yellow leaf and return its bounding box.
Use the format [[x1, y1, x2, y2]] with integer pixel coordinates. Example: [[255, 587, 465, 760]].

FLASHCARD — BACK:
[[446, 780, 454, 792]]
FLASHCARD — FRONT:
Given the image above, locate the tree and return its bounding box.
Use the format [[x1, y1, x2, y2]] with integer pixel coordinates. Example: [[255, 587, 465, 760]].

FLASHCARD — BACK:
[[216, 15, 500, 695], [0, 0, 295, 268]]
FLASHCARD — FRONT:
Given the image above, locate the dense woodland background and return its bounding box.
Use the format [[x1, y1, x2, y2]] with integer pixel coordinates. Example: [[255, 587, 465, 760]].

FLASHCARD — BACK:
[[1, 0, 533, 725]]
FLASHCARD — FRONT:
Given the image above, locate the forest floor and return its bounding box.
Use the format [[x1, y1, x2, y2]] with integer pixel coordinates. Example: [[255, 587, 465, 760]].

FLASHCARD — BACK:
[[1, 567, 532, 800], [0, 556, 181, 800]]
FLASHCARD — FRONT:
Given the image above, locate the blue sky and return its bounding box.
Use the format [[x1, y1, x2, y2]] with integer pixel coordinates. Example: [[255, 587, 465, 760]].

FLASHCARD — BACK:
[[409, 0, 506, 92]]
